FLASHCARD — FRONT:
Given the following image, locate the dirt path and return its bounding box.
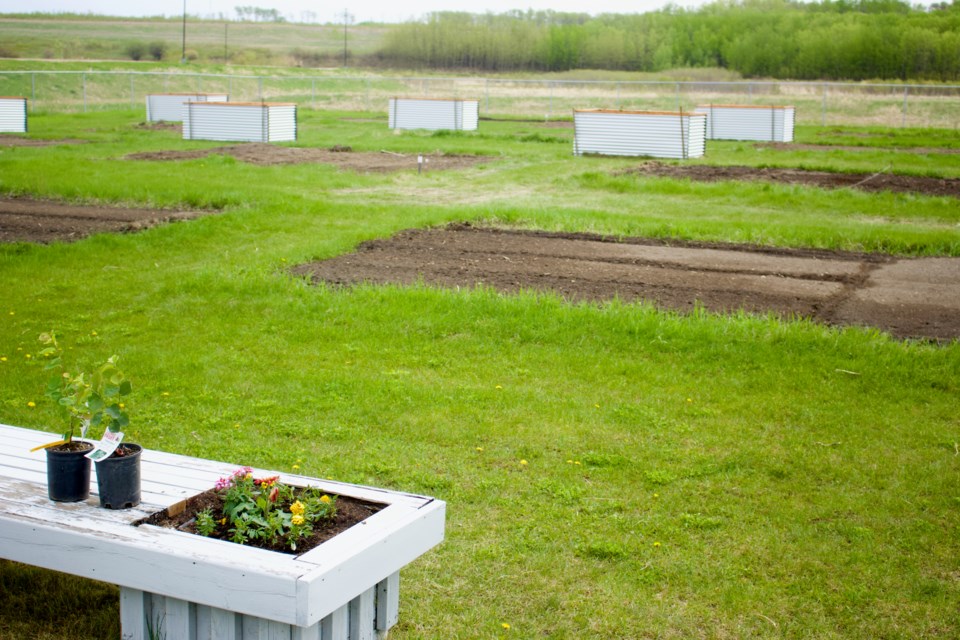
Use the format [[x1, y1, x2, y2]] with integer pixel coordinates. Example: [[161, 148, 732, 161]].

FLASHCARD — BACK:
[[758, 142, 960, 155], [0, 198, 211, 244], [293, 225, 960, 342], [126, 144, 489, 173]]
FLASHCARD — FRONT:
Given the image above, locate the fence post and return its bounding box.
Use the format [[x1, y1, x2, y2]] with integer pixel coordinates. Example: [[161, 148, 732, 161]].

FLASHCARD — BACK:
[[31, 73, 35, 111], [616, 82, 621, 109], [821, 82, 827, 127], [197, 75, 202, 93], [258, 76, 263, 102], [228, 76, 233, 99], [901, 86, 908, 128], [675, 82, 681, 112]]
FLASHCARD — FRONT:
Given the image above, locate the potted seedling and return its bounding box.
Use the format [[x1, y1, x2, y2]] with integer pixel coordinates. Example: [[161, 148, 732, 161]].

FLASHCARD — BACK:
[[34, 332, 138, 507]]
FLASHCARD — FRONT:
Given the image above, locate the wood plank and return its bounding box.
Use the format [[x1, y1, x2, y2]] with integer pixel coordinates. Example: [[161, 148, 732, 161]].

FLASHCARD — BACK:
[[348, 588, 376, 640], [320, 605, 349, 640], [119, 587, 145, 640], [375, 573, 400, 632]]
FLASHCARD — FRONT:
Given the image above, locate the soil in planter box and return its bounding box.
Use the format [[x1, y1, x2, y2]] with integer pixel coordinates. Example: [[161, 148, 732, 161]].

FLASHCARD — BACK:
[[136, 488, 384, 555]]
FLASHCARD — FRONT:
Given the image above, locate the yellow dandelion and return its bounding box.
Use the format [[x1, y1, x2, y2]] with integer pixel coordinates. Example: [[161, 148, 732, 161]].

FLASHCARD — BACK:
[[25, 353, 31, 359], [119, 403, 125, 409], [8, 311, 13, 316], [566, 459, 573, 464], [574, 461, 581, 466], [594, 403, 600, 409], [320, 495, 331, 504], [292, 514, 305, 525], [653, 541, 661, 547], [1, 356, 7, 362], [27, 401, 36, 408], [292, 464, 300, 470], [91, 331, 97, 336], [686, 398, 692, 403], [476, 447, 484, 452], [502, 623, 511, 630], [520, 459, 528, 466], [495, 385, 502, 389], [161, 391, 170, 397], [653, 493, 659, 499]]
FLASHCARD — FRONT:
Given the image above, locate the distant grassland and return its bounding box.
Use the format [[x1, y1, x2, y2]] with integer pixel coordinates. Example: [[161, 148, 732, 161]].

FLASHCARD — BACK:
[[0, 15, 391, 65]]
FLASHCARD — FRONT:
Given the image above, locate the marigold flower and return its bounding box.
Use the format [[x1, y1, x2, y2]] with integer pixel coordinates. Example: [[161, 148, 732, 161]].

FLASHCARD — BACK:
[[320, 495, 331, 504], [292, 514, 305, 526], [290, 500, 305, 516]]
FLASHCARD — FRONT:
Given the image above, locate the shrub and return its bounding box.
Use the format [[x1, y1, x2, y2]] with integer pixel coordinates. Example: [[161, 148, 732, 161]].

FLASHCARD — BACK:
[[147, 41, 166, 61], [124, 42, 146, 61]]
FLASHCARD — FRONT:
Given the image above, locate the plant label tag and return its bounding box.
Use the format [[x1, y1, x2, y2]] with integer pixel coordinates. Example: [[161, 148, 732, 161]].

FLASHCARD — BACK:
[[86, 429, 124, 461]]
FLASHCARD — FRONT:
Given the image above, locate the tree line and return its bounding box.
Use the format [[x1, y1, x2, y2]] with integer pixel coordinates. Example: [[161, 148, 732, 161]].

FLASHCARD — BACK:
[[375, 0, 960, 80]]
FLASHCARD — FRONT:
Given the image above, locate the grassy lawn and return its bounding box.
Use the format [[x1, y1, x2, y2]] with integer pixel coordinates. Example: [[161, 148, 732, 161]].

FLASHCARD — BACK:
[[0, 109, 958, 639]]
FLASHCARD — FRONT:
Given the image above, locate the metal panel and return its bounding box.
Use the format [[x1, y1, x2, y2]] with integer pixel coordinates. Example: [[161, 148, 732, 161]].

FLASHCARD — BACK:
[[573, 109, 706, 159], [694, 105, 795, 142], [0, 97, 27, 133], [183, 102, 296, 142], [388, 98, 479, 131], [145, 93, 228, 122]]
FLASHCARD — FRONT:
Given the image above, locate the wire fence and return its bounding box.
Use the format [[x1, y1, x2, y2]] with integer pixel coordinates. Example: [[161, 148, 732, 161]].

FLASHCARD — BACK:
[[2, 70, 959, 129]]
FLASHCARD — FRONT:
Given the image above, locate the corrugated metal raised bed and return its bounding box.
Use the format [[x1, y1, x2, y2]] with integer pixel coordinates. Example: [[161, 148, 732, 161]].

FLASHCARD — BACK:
[[388, 98, 479, 131], [145, 93, 229, 123], [182, 102, 297, 143], [0, 97, 28, 133], [573, 109, 706, 159], [694, 104, 795, 142]]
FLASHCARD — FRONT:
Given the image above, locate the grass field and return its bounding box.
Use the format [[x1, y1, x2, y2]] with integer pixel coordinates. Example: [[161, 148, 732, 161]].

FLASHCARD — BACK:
[[0, 108, 958, 638]]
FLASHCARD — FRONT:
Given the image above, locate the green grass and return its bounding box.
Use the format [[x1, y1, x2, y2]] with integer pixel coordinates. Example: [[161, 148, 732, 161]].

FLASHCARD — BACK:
[[0, 109, 959, 639]]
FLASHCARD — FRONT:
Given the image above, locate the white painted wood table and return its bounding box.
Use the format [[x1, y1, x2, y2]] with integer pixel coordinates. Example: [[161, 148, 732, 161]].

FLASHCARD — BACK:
[[0, 423, 445, 640]]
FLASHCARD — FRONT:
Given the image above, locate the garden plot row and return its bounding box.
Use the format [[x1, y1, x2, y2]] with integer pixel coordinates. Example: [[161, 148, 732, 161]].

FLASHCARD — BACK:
[[5, 93, 793, 159]]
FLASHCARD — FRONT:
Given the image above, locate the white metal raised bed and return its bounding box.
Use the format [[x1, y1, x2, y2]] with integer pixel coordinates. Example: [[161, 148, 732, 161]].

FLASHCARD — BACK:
[[573, 109, 706, 159], [145, 93, 229, 122], [0, 423, 445, 640], [0, 96, 28, 133], [183, 101, 297, 142], [388, 97, 479, 131], [694, 104, 795, 142]]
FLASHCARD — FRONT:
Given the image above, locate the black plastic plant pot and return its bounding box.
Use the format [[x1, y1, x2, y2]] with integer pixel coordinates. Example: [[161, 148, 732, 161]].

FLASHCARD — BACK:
[[95, 443, 142, 509], [46, 443, 94, 502]]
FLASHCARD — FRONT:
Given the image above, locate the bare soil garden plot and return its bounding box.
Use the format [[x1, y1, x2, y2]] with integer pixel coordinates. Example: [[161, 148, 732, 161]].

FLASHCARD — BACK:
[[292, 224, 960, 342], [619, 162, 960, 198], [126, 143, 490, 173], [0, 136, 85, 147], [0, 197, 211, 244], [757, 142, 960, 155]]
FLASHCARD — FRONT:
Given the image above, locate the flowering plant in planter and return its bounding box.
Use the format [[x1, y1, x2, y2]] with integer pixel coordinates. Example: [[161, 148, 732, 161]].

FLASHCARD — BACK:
[[194, 467, 338, 552]]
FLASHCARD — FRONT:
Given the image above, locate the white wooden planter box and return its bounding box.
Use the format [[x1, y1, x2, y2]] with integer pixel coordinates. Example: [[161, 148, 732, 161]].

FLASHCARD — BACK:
[[183, 102, 297, 142], [388, 98, 479, 131], [0, 96, 28, 133], [0, 423, 445, 640], [694, 104, 795, 142], [145, 93, 229, 122], [573, 109, 706, 159]]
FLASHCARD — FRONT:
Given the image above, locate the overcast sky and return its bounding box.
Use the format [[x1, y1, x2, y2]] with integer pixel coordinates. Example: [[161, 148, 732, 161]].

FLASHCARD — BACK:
[[2, 0, 719, 24]]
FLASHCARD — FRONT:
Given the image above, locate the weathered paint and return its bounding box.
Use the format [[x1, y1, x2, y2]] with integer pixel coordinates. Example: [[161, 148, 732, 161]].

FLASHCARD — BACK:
[[573, 109, 706, 159], [0, 97, 27, 133], [145, 93, 229, 122], [183, 102, 297, 142], [388, 98, 480, 131], [0, 423, 444, 639], [694, 104, 796, 142]]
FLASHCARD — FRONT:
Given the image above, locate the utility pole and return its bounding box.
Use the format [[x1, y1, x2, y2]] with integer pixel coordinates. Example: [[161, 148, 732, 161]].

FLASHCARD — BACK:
[[342, 9, 353, 68], [224, 20, 228, 63], [181, 0, 187, 63]]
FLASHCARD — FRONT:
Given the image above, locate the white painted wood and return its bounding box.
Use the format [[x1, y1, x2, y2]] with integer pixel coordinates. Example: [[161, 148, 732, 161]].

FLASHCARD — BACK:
[[120, 587, 145, 640], [375, 573, 400, 632], [348, 588, 376, 640], [0, 424, 444, 637], [320, 605, 349, 640]]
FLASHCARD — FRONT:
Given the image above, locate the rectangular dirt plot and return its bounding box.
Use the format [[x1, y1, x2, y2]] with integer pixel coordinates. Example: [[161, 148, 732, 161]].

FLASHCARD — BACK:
[[0, 198, 211, 244]]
